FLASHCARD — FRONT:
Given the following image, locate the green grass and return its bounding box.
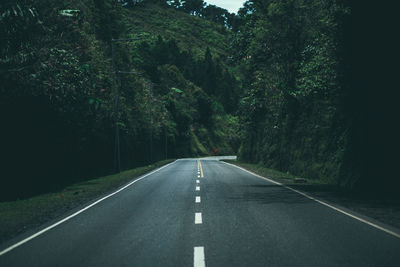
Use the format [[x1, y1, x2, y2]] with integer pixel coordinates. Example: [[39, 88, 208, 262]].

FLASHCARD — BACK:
[[0, 159, 174, 243]]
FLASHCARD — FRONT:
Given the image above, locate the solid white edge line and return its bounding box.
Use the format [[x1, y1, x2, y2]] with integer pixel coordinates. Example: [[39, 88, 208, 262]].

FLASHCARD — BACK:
[[195, 212, 202, 224], [196, 196, 201, 203], [194, 246, 205, 267], [0, 160, 177, 256], [221, 161, 400, 239]]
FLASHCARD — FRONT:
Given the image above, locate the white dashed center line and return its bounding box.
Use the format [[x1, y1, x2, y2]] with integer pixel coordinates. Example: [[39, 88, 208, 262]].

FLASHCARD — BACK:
[[194, 246, 205, 267], [194, 161, 205, 266], [195, 212, 202, 224]]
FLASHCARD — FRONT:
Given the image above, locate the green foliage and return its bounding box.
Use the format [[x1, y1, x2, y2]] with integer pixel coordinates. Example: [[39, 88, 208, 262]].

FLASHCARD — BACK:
[[124, 2, 229, 59], [171, 87, 183, 94], [0, 0, 239, 200], [182, 0, 205, 16], [92, 0, 125, 41], [234, 0, 351, 186]]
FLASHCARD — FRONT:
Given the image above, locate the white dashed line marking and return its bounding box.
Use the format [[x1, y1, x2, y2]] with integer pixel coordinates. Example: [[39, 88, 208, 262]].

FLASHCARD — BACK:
[[194, 246, 205, 267], [196, 186, 200, 191], [196, 196, 201, 203], [195, 212, 202, 224], [196, 180, 200, 184]]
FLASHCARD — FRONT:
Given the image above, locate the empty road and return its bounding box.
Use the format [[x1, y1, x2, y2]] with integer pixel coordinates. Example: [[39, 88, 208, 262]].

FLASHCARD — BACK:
[[1, 158, 399, 266]]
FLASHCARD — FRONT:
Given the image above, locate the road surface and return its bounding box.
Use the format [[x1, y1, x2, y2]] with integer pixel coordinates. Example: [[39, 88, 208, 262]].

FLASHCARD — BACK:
[[1, 157, 399, 266]]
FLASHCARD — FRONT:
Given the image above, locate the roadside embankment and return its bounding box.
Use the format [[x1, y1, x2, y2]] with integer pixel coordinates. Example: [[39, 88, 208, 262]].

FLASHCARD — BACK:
[[0, 159, 174, 244]]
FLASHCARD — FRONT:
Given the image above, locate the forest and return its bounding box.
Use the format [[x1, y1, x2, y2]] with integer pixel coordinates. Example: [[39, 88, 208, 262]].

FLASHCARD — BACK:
[[1, 0, 398, 201]]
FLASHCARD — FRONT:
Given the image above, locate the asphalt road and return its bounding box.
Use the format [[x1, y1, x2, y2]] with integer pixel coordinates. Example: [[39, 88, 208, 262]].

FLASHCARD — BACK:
[[1, 158, 400, 266]]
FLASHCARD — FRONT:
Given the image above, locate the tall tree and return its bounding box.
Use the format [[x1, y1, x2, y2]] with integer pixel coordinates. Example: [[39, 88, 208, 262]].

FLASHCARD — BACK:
[[182, 0, 204, 15], [234, 0, 352, 183], [202, 5, 226, 25]]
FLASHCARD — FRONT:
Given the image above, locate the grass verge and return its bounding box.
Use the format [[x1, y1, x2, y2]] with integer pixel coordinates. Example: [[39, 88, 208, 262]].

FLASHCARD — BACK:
[[224, 159, 400, 230], [224, 160, 337, 186], [0, 159, 174, 244]]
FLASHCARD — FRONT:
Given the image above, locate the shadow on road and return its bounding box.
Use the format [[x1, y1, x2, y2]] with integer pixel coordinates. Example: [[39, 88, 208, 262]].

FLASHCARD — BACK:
[[228, 184, 312, 205]]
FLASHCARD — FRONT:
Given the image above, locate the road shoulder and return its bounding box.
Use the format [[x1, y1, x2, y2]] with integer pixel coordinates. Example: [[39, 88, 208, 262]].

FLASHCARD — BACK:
[[0, 159, 175, 246], [222, 160, 400, 234]]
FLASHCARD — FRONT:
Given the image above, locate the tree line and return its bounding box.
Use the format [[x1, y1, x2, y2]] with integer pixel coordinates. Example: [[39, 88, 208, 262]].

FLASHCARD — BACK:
[[1, 0, 398, 200], [231, 0, 399, 197], [127, 0, 240, 29], [0, 0, 238, 200]]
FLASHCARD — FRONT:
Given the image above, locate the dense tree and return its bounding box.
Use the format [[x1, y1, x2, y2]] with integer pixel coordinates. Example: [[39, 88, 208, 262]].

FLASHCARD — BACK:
[[93, 0, 125, 41], [233, 0, 351, 183], [182, 0, 205, 15], [202, 5, 226, 25], [0, 1, 239, 200], [231, 0, 400, 197], [7, 0, 394, 202]]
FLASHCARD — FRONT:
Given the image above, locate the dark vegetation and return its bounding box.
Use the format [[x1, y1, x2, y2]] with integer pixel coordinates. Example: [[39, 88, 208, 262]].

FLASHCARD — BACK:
[[0, 159, 173, 243], [1, 0, 398, 201], [233, 0, 399, 199], [0, 0, 239, 200]]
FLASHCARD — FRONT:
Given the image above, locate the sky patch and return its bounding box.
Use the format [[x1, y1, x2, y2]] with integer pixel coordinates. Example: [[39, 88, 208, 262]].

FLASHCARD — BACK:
[[205, 0, 246, 14]]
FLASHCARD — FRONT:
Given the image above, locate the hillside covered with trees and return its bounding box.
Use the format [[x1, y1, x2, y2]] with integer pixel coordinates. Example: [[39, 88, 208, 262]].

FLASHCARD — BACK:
[[0, 0, 240, 200], [1, 0, 398, 200], [232, 0, 399, 198]]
